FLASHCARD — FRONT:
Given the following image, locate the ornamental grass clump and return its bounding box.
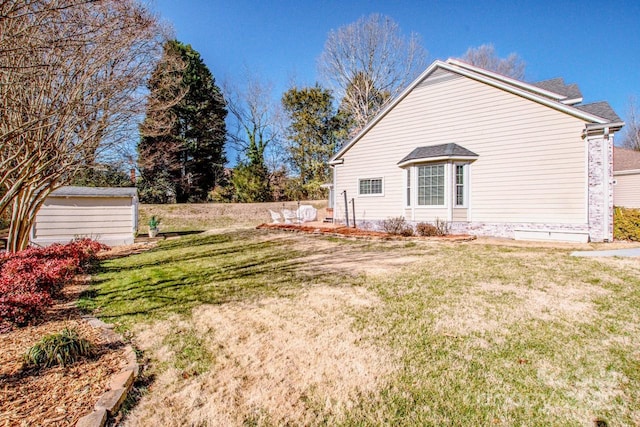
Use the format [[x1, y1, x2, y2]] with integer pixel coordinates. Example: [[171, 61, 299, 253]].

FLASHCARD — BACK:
[[24, 327, 94, 368]]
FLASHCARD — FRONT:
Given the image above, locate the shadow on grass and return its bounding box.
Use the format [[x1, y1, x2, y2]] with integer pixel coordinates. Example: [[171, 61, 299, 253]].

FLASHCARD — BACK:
[[79, 230, 347, 324]]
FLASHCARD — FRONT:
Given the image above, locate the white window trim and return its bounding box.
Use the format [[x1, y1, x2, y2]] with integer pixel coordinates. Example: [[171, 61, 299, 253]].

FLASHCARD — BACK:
[[404, 168, 411, 208], [357, 177, 384, 197], [404, 161, 473, 212], [454, 163, 469, 208]]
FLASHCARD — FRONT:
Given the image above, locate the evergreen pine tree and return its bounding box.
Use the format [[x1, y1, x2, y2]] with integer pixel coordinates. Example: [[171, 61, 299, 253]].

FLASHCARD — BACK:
[[138, 40, 227, 203]]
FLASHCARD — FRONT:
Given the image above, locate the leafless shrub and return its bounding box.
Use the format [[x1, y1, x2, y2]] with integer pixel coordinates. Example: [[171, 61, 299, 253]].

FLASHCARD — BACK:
[[416, 222, 438, 237], [381, 217, 413, 236], [434, 218, 450, 236]]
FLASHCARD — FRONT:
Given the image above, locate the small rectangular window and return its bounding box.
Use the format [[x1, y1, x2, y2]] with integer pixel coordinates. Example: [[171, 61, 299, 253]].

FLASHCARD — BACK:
[[359, 178, 383, 195], [455, 165, 465, 206]]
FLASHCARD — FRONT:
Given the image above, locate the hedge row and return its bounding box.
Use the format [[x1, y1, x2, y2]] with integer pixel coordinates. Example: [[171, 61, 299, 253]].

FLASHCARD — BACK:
[[614, 207, 640, 242], [0, 239, 108, 327]]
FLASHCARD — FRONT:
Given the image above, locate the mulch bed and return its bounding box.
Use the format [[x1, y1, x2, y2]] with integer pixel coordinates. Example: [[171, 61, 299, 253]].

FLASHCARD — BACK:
[[256, 223, 477, 241], [0, 243, 154, 427]]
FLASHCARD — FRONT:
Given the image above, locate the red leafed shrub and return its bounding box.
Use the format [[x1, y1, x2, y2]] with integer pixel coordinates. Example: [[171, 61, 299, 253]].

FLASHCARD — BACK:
[[0, 239, 108, 326], [0, 281, 52, 327]]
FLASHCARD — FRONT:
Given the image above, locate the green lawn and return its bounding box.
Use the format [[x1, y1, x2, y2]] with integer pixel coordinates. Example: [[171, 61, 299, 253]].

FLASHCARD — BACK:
[[81, 229, 640, 426]]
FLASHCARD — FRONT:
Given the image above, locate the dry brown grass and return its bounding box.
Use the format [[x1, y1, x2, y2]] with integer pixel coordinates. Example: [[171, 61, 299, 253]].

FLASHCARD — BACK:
[[125, 286, 393, 426], [86, 228, 640, 425], [139, 201, 328, 233]]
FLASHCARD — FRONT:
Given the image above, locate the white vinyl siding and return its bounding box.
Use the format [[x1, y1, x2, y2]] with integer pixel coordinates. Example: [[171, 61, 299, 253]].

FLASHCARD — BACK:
[[614, 173, 640, 208], [452, 208, 468, 222], [33, 196, 135, 245], [335, 70, 588, 224]]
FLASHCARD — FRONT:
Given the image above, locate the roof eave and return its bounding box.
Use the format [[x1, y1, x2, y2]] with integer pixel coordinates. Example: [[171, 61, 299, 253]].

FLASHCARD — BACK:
[[445, 58, 567, 100], [585, 121, 625, 132], [397, 155, 479, 168], [614, 169, 640, 176]]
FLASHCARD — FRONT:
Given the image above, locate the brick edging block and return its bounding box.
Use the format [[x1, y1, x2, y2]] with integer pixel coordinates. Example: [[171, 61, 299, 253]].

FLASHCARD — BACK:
[[75, 315, 139, 427]]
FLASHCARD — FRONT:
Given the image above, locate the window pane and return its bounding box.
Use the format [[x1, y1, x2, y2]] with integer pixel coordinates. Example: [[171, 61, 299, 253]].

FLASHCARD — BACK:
[[417, 165, 444, 206], [359, 178, 382, 195], [455, 165, 465, 206]]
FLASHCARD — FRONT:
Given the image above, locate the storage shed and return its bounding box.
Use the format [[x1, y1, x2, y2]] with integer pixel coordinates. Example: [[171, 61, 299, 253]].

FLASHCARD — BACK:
[[31, 186, 138, 247]]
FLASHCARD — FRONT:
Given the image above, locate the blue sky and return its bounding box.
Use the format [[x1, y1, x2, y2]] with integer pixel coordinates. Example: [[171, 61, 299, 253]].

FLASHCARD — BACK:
[[153, 0, 639, 137]]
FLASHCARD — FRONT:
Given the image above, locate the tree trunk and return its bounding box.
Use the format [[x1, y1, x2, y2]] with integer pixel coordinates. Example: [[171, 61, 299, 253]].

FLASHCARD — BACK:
[[6, 185, 50, 252]]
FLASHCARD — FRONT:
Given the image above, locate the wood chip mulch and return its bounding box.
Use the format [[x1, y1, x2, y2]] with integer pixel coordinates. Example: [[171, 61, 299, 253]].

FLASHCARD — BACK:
[[256, 223, 477, 241], [0, 243, 155, 427]]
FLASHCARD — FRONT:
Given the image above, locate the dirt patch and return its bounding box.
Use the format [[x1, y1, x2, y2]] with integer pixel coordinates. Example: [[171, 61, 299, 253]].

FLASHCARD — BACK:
[[0, 278, 127, 426], [280, 234, 424, 276], [124, 286, 394, 426]]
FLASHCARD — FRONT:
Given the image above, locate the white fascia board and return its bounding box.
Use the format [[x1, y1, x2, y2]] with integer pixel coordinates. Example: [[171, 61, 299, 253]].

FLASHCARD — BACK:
[[397, 155, 479, 168], [561, 97, 583, 105], [445, 59, 566, 100], [585, 122, 626, 133], [330, 59, 611, 164]]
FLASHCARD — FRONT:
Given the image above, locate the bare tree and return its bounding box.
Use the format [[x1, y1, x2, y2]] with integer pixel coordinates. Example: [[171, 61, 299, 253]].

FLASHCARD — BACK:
[[459, 44, 525, 79], [318, 14, 427, 133], [226, 76, 282, 167], [0, 0, 166, 251], [622, 98, 640, 151]]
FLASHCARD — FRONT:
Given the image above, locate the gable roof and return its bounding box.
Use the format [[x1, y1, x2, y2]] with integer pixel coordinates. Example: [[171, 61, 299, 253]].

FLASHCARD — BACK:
[[330, 59, 624, 164], [50, 186, 137, 198], [397, 143, 479, 167], [614, 147, 640, 172]]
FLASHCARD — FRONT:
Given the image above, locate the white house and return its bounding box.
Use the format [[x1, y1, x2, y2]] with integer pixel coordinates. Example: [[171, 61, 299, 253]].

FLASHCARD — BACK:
[[31, 186, 138, 247], [329, 59, 624, 242], [613, 147, 640, 209]]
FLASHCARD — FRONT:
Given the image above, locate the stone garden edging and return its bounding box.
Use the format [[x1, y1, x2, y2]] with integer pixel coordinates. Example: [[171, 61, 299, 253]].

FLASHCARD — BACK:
[[75, 316, 139, 427]]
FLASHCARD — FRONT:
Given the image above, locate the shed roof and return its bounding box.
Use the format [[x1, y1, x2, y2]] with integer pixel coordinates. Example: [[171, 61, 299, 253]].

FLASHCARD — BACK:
[[50, 186, 137, 198], [398, 143, 479, 165], [613, 147, 640, 172]]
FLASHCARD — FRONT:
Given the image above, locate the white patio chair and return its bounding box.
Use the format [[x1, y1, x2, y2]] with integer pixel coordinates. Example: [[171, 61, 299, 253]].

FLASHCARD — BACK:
[[282, 209, 298, 224], [269, 209, 282, 224]]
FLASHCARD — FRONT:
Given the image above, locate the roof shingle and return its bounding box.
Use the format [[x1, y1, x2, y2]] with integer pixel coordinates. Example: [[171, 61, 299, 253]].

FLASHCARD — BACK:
[[50, 186, 137, 198], [398, 143, 478, 165], [574, 101, 622, 123], [530, 77, 583, 100]]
